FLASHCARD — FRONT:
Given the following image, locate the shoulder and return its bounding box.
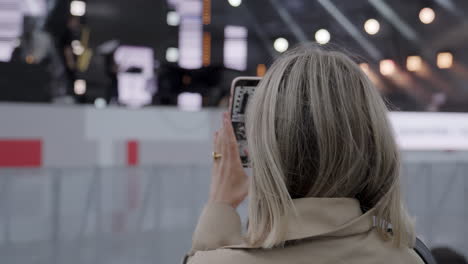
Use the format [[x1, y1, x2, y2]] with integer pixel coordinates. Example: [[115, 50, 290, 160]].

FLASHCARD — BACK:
[[186, 248, 260, 264]]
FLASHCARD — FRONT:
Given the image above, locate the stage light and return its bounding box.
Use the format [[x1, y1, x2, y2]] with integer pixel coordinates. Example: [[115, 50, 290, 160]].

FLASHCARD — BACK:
[[71, 40, 84, 55], [359, 63, 384, 89], [257, 64, 266, 77], [203, 0, 211, 25], [70, 1, 86, 16], [273, 38, 288, 53], [364, 19, 380, 35], [167, 11, 180, 26], [406, 56, 422, 72], [437, 52, 453, 69], [359, 63, 370, 73], [166, 47, 179, 62], [74, 79, 86, 95], [178, 92, 202, 111], [419, 7, 435, 24], [315, 29, 330, 45], [203, 32, 211, 66], [380, 59, 396, 76], [228, 0, 241, 7], [26, 55, 35, 64], [94, 98, 107, 109]]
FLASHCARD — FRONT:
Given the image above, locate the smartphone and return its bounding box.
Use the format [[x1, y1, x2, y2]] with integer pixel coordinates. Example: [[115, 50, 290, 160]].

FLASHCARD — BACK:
[[230, 77, 262, 167]]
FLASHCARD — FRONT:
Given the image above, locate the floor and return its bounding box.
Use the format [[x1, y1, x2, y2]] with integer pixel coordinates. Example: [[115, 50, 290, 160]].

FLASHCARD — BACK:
[[0, 160, 466, 264]]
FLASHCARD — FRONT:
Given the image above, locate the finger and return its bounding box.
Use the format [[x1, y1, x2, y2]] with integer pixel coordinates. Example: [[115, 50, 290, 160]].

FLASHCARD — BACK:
[[223, 114, 239, 153], [219, 125, 229, 156], [223, 112, 237, 144], [221, 113, 232, 144], [222, 115, 241, 160]]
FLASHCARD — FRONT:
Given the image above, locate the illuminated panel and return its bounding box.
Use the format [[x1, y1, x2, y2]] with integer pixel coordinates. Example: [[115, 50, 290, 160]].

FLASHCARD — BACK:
[[178, 92, 202, 111], [202, 0, 211, 25], [22, 0, 47, 16], [0, 0, 23, 62], [202, 32, 211, 66], [114, 46, 156, 108], [178, 0, 203, 69], [224, 25, 247, 71]]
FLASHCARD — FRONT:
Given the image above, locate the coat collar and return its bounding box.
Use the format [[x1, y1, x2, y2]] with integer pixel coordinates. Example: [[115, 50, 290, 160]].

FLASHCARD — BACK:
[[224, 197, 374, 249]]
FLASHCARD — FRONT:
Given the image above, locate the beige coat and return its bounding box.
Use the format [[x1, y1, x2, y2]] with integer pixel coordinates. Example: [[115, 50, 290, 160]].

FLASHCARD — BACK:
[[183, 197, 424, 264]]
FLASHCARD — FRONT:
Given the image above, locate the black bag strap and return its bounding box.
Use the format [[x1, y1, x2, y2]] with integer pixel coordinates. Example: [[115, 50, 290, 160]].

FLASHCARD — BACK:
[[414, 237, 437, 264]]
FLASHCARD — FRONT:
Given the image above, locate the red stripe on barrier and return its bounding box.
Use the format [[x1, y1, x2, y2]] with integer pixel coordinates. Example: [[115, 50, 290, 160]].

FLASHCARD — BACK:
[[126, 140, 139, 166], [126, 140, 140, 210], [0, 139, 42, 167]]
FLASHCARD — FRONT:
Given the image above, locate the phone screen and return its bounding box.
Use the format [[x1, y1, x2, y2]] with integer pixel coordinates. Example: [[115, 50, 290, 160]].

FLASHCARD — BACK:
[[230, 77, 261, 167]]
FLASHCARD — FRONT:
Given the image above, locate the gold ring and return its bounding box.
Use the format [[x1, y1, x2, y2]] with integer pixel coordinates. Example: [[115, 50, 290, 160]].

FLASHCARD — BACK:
[[212, 151, 222, 160]]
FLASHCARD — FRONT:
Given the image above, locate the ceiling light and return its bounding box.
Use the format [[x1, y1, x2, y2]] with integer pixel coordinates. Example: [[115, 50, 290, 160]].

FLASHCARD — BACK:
[[406, 56, 422, 72], [167, 11, 180, 26], [364, 19, 380, 35], [380, 59, 396, 76], [74, 79, 86, 95], [273, 38, 289, 53], [419, 7, 435, 24], [228, 0, 241, 7], [315, 29, 330, 45], [166, 47, 179, 62], [437, 52, 453, 69]]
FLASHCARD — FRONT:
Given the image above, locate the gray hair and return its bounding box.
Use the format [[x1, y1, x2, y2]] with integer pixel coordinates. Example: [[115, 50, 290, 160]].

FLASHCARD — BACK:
[[245, 45, 414, 248]]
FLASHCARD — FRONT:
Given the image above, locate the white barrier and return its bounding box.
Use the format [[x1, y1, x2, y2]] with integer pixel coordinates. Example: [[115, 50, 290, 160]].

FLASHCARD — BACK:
[[1, 103, 468, 168]]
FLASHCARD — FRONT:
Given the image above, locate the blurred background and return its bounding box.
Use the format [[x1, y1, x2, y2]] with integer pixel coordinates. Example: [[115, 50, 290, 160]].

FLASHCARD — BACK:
[[0, 0, 467, 263]]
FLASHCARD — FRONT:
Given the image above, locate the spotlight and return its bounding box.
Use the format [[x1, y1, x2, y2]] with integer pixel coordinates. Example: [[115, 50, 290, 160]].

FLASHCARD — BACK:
[[419, 7, 435, 24], [380, 59, 396, 76], [70, 1, 86, 16], [364, 19, 380, 35], [74, 79, 86, 95], [94, 98, 107, 109], [315, 29, 330, 45], [166, 11, 180, 26], [228, 0, 241, 7], [406, 56, 422, 72], [273, 38, 289, 53], [166, 47, 179, 62], [437, 52, 453, 69]]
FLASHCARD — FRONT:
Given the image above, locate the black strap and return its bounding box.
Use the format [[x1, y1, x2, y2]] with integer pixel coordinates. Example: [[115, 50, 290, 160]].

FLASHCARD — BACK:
[[414, 237, 437, 264]]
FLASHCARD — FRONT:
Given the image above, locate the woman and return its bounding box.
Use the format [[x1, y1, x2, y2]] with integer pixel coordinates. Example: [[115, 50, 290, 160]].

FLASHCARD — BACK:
[[183, 46, 423, 264]]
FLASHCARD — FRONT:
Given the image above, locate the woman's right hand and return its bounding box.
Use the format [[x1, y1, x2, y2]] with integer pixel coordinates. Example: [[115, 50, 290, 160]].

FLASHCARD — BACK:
[[209, 112, 249, 209]]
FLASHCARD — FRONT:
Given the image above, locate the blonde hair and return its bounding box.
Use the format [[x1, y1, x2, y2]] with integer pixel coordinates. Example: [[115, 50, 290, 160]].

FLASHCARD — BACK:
[[245, 45, 414, 248]]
